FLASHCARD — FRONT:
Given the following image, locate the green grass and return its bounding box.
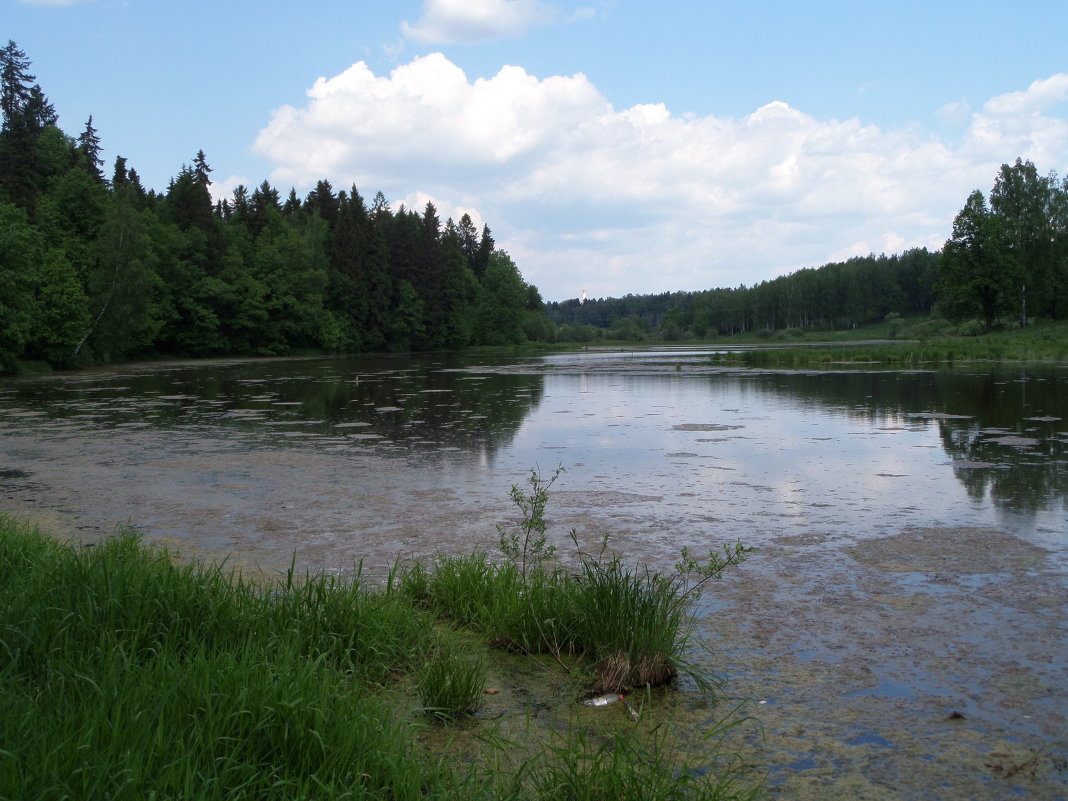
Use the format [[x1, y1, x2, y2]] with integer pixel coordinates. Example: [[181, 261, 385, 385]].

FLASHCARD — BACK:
[[529, 719, 759, 801], [401, 548, 741, 696], [0, 524, 458, 800], [0, 516, 761, 801], [396, 470, 749, 696], [701, 318, 1068, 365], [569, 556, 688, 692], [417, 632, 488, 721]]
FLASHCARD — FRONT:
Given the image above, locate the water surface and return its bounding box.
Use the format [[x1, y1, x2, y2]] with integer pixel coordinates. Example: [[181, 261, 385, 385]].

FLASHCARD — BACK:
[[1, 348, 1065, 799]]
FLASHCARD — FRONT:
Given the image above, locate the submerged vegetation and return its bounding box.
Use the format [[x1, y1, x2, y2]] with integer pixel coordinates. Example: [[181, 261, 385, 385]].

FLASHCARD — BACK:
[[0, 472, 756, 801]]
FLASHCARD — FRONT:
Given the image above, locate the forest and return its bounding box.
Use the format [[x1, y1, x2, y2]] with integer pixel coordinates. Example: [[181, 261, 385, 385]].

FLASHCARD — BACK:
[[0, 41, 551, 373], [3, 39, 1067, 373]]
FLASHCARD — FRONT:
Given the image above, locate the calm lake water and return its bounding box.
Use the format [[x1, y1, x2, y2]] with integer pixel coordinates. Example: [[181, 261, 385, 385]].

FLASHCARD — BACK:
[[1, 347, 1066, 799]]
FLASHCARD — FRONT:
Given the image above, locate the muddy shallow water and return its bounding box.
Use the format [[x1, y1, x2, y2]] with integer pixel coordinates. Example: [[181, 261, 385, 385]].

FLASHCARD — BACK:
[[1, 350, 1066, 799]]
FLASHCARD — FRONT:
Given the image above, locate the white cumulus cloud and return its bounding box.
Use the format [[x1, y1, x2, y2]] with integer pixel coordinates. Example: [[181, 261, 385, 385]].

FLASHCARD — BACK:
[[402, 0, 557, 44], [253, 54, 1068, 301], [983, 74, 1068, 116]]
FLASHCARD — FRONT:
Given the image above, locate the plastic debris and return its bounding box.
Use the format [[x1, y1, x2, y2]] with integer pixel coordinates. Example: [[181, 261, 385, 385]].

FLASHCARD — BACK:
[[582, 693, 624, 707]]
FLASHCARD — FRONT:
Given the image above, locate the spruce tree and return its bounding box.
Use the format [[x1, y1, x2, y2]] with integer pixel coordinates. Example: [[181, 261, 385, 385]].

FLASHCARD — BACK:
[[0, 41, 52, 210], [77, 116, 104, 183]]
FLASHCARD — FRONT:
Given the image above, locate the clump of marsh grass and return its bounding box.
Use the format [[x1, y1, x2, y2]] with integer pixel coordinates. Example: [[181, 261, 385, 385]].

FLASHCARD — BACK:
[[417, 633, 488, 722], [566, 534, 750, 694], [528, 716, 761, 801], [568, 550, 683, 691], [396, 468, 749, 695]]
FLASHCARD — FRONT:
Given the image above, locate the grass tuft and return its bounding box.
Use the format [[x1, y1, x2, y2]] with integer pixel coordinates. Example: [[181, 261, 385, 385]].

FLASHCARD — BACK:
[[417, 633, 488, 721], [395, 472, 749, 695]]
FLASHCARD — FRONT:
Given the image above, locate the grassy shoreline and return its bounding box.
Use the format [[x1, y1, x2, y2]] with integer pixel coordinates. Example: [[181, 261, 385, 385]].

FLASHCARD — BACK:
[[574, 318, 1068, 363], [0, 510, 760, 801]]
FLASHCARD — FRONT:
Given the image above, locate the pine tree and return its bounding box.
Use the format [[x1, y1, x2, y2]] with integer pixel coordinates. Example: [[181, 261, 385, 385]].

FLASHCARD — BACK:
[[77, 116, 104, 183], [305, 179, 339, 229], [472, 224, 494, 278], [0, 40, 34, 124], [192, 149, 212, 186], [0, 41, 53, 210], [111, 155, 129, 189], [248, 180, 281, 238]]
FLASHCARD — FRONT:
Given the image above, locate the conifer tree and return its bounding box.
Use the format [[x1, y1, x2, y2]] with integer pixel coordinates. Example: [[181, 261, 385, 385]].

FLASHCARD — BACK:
[[77, 116, 104, 183], [0, 41, 53, 210], [0, 40, 34, 123], [472, 224, 494, 278]]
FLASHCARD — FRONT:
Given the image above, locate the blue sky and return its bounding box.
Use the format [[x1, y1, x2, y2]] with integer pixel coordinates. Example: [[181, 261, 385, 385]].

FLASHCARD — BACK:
[[8, 0, 1068, 301]]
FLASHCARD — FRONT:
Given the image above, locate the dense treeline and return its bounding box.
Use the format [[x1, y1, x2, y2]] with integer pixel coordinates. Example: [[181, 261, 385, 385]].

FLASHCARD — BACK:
[[0, 41, 550, 373], [547, 159, 1068, 342], [547, 248, 940, 340]]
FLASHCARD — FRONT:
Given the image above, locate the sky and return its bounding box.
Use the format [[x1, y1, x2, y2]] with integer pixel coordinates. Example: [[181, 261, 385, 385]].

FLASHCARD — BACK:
[[7, 0, 1068, 302]]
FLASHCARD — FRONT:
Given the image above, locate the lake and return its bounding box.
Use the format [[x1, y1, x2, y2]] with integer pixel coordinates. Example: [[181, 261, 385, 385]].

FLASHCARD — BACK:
[[1, 347, 1066, 799]]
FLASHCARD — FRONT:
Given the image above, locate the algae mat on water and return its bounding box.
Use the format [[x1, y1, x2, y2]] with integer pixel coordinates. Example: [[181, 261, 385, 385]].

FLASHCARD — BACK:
[[700, 525, 1067, 800]]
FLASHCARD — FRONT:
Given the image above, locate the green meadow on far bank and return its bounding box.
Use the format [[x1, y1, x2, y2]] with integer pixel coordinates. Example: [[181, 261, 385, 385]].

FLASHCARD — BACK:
[[0, 471, 759, 801], [709, 318, 1068, 366], [582, 318, 1068, 365]]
